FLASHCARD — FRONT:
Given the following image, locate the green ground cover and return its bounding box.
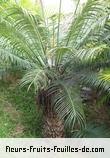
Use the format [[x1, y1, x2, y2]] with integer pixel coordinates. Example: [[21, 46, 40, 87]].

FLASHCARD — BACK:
[[0, 81, 42, 137]]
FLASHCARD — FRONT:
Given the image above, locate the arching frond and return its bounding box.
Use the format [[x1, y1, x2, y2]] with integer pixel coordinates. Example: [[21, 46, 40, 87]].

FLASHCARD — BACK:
[[99, 69, 110, 82], [0, 48, 33, 69], [20, 68, 49, 91], [0, 5, 49, 67], [73, 123, 110, 138], [49, 80, 86, 130], [79, 71, 110, 94], [65, 0, 108, 48]]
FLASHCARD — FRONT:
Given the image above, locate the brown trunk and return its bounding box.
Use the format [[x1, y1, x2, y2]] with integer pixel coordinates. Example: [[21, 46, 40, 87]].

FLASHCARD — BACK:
[[43, 111, 65, 138], [36, 89, 65, 138]]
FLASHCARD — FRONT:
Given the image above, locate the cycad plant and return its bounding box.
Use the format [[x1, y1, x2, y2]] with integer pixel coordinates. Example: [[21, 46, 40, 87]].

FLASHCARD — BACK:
[[0, 0, 110, 137]]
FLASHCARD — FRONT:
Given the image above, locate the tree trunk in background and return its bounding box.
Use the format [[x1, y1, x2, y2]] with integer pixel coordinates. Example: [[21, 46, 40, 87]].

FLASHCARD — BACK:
[[37, 89, 65, 138]]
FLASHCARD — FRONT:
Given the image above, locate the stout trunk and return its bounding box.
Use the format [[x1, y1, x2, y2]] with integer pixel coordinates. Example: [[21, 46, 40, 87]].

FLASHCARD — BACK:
[[37, 89, 65, 138]]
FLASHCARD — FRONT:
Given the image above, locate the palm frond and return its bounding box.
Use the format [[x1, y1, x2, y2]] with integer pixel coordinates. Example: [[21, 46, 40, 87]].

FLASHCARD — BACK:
[[0, 5, 49, 66], [73, 123, 110, 138], [65, 0, 108, 48], [49, 80, 86, 130], [80, 71, 110, 94], [99, 69, 110, 82], [0, 48, 33, 69], [20, 68, 49, 91]]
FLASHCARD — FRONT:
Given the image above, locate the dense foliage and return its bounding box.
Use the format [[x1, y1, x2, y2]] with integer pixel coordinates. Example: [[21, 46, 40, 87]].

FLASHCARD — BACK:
[[0, 0, 110, 136]]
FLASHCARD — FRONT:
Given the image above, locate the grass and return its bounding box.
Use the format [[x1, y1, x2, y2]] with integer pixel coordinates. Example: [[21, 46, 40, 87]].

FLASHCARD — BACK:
[[0, 80, 42, 138]]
